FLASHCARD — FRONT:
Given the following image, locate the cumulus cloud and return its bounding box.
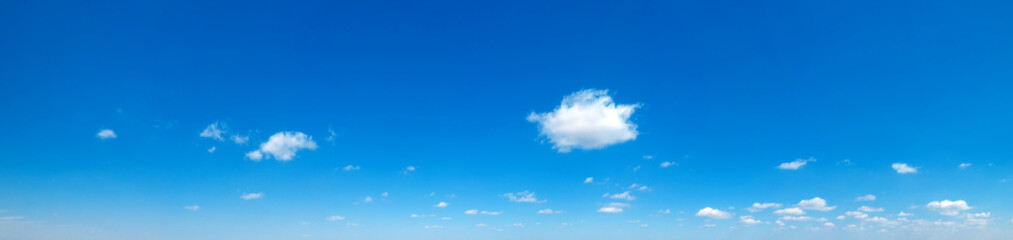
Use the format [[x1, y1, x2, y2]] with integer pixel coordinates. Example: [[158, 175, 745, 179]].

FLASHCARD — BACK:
[[695, 207, 733, 219], [245, 132, 318, 161], [435, 202, 449, 208], [796, 197, 836, 211], [598, 202, 630, 213], [504, 191, 544, 203], [926, 200, 971, 216], [777, 158, 815, 170], [604, 191, 636, 201], [845, 211, 868, 219], [537, 209, 562, 214], [858, 206, 884, 212], [326, 215, 345, 221], [97, 129, 117, 139], [739, 216, 762, 225], [774, 208, 805, 215], [200, 122, 226, 141], [855, 194, 876, 201], [892, 163, 917, 174], [183, 205, 200, 211], [464, 209, 502, 215], [240, 192, 263, 200], [747, 203, 783, 212], [527, 89, 639, 152], [231, 135, 249, 144]]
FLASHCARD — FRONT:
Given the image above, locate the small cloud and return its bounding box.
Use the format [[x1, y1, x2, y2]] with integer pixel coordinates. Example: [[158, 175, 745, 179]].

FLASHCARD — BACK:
[[855, 194, 876, 201], [363, 196, 373, 203], [603, 191, 636, 201], [747, 203, 783, 212], [183, 205, 200, 211], [440, 217, 452, 221], [97, 129, 117, 139], [0, 216, 24, 221], [845, 211, 868, 219], [774, 208, 805, 215], [475, 223, 487, 227], [342, 165, 361, 171], [504, 191, 545, 203], [200, 122, 225, 141], [537, 209, 563, 214], [926, 200, 971, 216], [659, 161, 677, 168], [739, 216, 762, 225], [464, 209, 502, 215], [892, 163, 917, 174], [423, 225, 444, 229], [897, 212, 913, 217], [245, 151, 263, 161], [326, 215, 345, 221], [231, 135, 249, 144], [598, 202, 630, 213], [780, 216, 812, 221], [695, 207, 733, 219], [207, 146, 216, 153], [796, 197, 836, 211], [382, 192, 389, 197], [326, 128, 337, 142], [584, 177, 594, 184], [778, 158, 815, 170], [858, 206, 884, 212], [245, 132, 318, 161], [527, 89, 639, 152], [658, 209, 671, 214], [435, 202, 449, 208], [402, 166, 416, 174], [959, 163, 972, 169], [643, 155, 654, 159], [240, 192, 263, 200]]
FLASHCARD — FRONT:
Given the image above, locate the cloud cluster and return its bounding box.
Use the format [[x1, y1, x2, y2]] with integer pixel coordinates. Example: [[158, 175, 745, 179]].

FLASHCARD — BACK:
[[527, 89, 639, 152], [926, 200, 971, 216]]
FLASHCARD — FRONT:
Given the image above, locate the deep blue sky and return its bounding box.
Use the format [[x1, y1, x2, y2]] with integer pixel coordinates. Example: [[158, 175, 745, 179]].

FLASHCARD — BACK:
[[2, 0, 1013, 239]]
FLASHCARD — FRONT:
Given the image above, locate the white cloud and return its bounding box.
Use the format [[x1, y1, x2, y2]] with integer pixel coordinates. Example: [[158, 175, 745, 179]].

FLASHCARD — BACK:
[[777, 158, 815, 170], [739, 216, 762, 225], [200, 122, 225, 141], [797, 197, 836, 211], [897, 212, 913, 217], [435, 202, 449, 208], [966, 212, 990, 218], [240, 192, 263, 200], [695, 207, 733, 219], [824, 222, 835, 227], [342, 165, 360, 171], [504, 191, 544, 203], [780, 216, 812, 221], [858, 206, 884, 212], [892, 163, 917, 174], [97, 129, 117, 139], [207, 146, 216, 153], [326, 215, 345, 221], [604, 191, 636, 201], [424, 225, 443, 229], [855, 194, 876, 201], [774, 208, 805, 215], [245, 132, 318, 161], [926, 200, 971, 216], [440, 217, 452, 221], [584, 177, 594, 184], [598, 202, 630, 213], [537, 209, 562, 214], [183, 205, 200, 211], [231, 135, 249, 144], [658, 209, 671, 214], [845, 211, 868, 219], [747, 203, 783, 212], [659, 161, 677, 168], [363, 196, 373, 203], [526, 89, 639, 152], [959, 163, 972, 169], [464, 209, 502, 215], [402, 166, 416, 174]]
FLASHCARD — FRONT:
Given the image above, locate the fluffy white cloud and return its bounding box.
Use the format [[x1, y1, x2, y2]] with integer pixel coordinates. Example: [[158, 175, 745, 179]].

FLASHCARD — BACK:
[[326, 215, 345, 221], [343, 165, 360, 171], [780, 216, 812, 221], [504, 191, 544, 203], [97, 129, 117, 139], [435, 202, 449, 208], [797, 197, 836, 211], [897, 212, 913, 217], [855, 194, 876, 201], [926, 200, 971, 216], [598, 202, 630, 213], [200, 122, 225, 141], [464, 209, 502, 215], [892, 163, 917, 174], [739, 216, 762, 225], [584, 177, 594, 184], [240, 192, 263, 200], [183, 205, 200, 211], [777, 158, 815, 170], [959, 163, 972, 169], [695, 207, 732, 219], [604, 191, 636, 201], [858, 206, 884, 212], [747, 203, 783, 212], [537, 209, 562, 214], [527, 89, 639, 152], [774, 208, 805, 215], [659, 161, 677, 168], [246, 132, 318, 161], [845, 211, 868, 219]]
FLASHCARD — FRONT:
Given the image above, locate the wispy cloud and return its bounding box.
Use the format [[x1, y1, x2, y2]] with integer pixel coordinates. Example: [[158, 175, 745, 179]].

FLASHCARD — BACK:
[[778, 158, 815, 170], [240, 192, 263, 200], [504, 191, 545, 203]]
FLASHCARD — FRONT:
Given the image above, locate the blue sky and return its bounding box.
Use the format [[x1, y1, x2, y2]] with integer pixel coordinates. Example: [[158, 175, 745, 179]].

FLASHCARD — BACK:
[[2, 0, 1013, 239]]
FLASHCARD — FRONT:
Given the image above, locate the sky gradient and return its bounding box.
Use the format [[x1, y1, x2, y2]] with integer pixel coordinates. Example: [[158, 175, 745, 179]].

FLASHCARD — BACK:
[[2, 0, 1013, 239]]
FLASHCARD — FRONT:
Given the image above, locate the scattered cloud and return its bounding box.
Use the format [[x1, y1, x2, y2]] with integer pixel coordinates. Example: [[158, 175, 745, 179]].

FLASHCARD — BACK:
[[537, 209, 562, 214], [97, 129, 117, 139], [603, 191, 636, 201], [423, 225, 444, 229], [207, 146, 216, 153], [240, 192, 263, 200], [926, 200, 971, 216], [526, 89, 639, 152], [739, 216, 762, 225], [183, 205, 200, 211], [959, 163, 972, 169], [897, 212, 913, 217], [246, 132, 318, 161], [464, 209, 502, 215], [435, 202, 449, 208], [200, 122, 225, 141], [858, 206, 884, 212], [504, 191, 544, 203], [892, 163, 917, 174], [659, 161, 677, 168], [584, 177, 594, 184], [326, 215, 345, 221], [855, 194, 876, 201], [231, 135, 249, 144], [780, 216, 813, 221], [774, 208, 805, 215], [598, 202, 630, 213], [402, 166, 416, 174], [778, 158, 815, 170], [747, 203, 783, 212], [796, 197, 836, 211], [363, 196, 373, 203], [846, 211, 868, 219], [695, 207, 733, 219], [342, 165, 360, 171]]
